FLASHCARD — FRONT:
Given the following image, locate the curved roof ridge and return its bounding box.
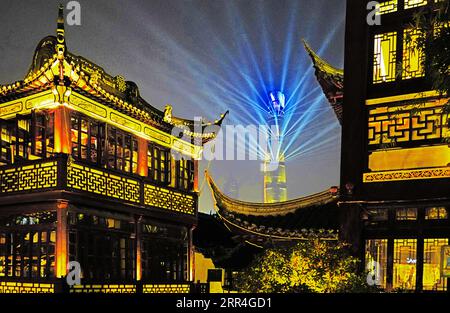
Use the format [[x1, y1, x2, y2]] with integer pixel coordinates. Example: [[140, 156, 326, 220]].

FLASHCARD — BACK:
[[206, 171, 338, 217], [303, 40, 344, 124], [302, 40, 344, 76]]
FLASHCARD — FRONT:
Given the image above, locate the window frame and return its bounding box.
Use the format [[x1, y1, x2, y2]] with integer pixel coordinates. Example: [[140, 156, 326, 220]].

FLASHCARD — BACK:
[[147, 143, 171, 185], [176, 158, 194, 191]]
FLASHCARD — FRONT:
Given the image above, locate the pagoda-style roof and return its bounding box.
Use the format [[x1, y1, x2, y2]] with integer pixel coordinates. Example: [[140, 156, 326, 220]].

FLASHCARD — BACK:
[[205, 171, 339, 243], [303, 40, 343, 124], [0, 6, 227, 144]]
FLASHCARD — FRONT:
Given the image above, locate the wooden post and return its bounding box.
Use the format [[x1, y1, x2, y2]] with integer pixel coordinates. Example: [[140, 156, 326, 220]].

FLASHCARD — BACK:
[[54, 105, 71, 154], [193, 160, 199, 192], [137, 137, 148, 177], [135, 215, 143, 281], [56, 201, 69, 278], [188, 226, 195, 282]]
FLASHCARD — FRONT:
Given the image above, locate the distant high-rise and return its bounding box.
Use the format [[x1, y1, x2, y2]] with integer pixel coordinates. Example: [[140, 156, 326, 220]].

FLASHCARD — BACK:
[[263, 154, 287, 203], [263, 91, 287, 203]]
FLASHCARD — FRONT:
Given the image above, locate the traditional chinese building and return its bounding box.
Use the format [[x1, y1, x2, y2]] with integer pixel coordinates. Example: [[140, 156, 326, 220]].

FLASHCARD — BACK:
[[0, 6, 226, 293], [340, 0, 450, 292], [191, 171, 339, 289], [192, 37, 346, 291]]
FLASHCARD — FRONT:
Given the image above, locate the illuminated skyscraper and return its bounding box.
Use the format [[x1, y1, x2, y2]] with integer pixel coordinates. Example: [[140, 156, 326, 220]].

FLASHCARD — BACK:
[[263, 154, 287, 203], [263, 91, 287, 203]]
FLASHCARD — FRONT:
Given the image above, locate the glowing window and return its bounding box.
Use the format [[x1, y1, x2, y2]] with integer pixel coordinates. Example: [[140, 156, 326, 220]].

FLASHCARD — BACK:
[[423, 238, 448, 291], [425, 207, 448, 220], [373, 32, 397, 84], [402, 28, 425, 79], [71, 114, 105, 164], [148, 143, 171, 185], [176, 159, 195, 191], [106, 127, 138, 174], [393, 239, 417, 290], [365, 239, 388, 288], [404, 0, 428, 9], [378, 0, 398, 14], [396, 208, 418, 220]]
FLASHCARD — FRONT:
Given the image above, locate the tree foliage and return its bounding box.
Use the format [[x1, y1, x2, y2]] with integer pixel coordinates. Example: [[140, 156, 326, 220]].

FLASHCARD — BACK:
[[235, 240, 376, 293], [415, 1, 450, 103]]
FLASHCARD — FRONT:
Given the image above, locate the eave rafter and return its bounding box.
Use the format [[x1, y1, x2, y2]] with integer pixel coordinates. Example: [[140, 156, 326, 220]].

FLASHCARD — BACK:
[[205, 171, 339, 241]]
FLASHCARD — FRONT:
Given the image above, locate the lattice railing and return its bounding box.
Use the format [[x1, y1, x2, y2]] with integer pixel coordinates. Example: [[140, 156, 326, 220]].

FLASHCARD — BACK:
[[0, 156, 197, 216], [67, 162, 141, 203], [142, 283, 191, 293], [70, 284, 136, 294], [368, 102, 448, 148], [0, 280, 199, 293], [0, 281, 54, 293], [144, 184, 196, 215], [0, 160, 58, 193]]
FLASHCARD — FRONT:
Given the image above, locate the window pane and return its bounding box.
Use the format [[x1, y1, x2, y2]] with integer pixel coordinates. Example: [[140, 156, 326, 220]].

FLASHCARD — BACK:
[[425, 207, 448, 220], [377, 0, 398, 14], [373, 32, 397, 83], [365, 239, 388, 288], [404, 0, 427, 9], [396, 208, 417, 221], [402, 28, 425, 79], [423, 238, 448, 291], [393, 239, 417, 290]]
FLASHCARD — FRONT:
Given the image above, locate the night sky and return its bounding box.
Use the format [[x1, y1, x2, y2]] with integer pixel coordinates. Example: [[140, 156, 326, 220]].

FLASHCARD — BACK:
[[0, 0, 345, 213]]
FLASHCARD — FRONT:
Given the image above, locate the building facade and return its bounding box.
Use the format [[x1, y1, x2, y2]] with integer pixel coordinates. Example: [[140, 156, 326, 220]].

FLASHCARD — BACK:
[[340, 0, 450, 292], [0, 6, 225, 293]]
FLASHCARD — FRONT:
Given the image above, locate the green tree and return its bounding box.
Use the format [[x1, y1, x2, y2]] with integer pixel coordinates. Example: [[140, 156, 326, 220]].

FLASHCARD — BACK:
[[235, 240, 376, 293], [415, 1, 450, 107]]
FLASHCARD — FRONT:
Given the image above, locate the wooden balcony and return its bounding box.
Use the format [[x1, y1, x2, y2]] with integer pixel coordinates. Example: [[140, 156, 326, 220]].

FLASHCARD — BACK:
[[0, 154, 197, 216]]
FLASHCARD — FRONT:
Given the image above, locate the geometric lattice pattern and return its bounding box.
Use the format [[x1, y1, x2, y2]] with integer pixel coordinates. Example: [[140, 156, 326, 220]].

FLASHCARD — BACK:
[[363, 167, 450, 183], [368, 104, 448, 146], [0, 282, 54, 293], [373, 32, 397, 84], [67, 162, 140, 203], [404, 0, 427, 9], [0, 161, 57, 193], [70, 284, 136, 294], [143, 284, 190, 293], [378, 0, 398, 14], [423, 238, 448, 291], [0, 158, 197, 216], [144, 184, 195, 215]]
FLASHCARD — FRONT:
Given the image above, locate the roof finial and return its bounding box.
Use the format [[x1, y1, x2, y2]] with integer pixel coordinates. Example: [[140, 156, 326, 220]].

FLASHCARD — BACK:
[[56, 4, 66, 60]]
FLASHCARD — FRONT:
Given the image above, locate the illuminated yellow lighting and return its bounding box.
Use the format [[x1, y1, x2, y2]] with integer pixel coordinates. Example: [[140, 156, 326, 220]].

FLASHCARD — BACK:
[[368, 98, 449, 145], [363, 166, 450, 183], [142, 284, 190, 293], [405, 0, 428, 9], [402, 28, 425, 79], [0, 161, 58, 193], [373, 32, 397, 84], [67, 162, 141, 203], [366, 91, 441, 105], [144, 184, 195, 215], [0, 88, 203, 159], [377, 0, 398, 14], [369, 145, 450, 171]]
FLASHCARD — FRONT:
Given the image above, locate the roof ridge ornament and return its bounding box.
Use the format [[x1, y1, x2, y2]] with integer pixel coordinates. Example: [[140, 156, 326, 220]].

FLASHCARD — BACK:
[[56, 4, 66, 60]]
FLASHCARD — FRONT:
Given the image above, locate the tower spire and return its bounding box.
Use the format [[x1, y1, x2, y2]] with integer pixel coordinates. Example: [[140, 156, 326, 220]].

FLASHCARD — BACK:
[[56, 4, 66, 60]]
